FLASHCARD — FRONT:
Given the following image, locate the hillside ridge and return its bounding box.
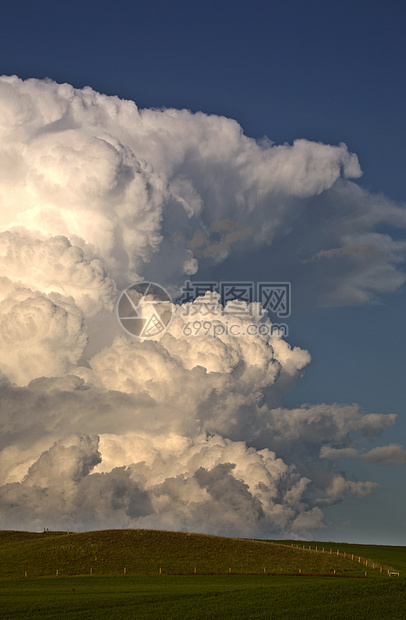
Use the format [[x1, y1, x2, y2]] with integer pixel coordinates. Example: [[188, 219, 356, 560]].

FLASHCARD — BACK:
[[0, 529, 401, 579]]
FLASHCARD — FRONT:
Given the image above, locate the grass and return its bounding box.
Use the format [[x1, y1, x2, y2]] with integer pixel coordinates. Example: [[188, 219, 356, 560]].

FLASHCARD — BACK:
[[1, 575, 405, 619], [1, 530, 404, 618], [0, 529, 390, 579], [294, 540, 406, 573], [265, 539, 405, 573]]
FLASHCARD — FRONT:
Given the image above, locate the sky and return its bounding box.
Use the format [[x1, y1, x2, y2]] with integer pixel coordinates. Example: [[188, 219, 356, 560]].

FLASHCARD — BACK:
[[0, 0, 405, 544]]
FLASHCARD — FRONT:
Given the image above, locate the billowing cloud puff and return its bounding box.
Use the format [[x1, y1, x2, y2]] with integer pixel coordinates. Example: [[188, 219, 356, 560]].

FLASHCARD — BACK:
[[0, 433, 150, 530], [0, 294, 398, 536], [76, 294, 310, 439], [1, 74, 405, 304], [0, 431, 321, 534], [0, 76, 404, 537], [0, 283, 87, 384], [0, 230, 116, 316]]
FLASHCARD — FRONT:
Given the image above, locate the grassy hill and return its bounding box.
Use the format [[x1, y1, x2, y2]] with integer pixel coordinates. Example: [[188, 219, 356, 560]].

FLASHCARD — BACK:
[[0, 529, 399, 579]]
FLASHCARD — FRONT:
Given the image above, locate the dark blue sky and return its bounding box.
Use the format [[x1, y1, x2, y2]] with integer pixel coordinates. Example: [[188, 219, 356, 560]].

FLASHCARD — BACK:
[[1, 0, 405, 543], [2, 0, 406, 201]]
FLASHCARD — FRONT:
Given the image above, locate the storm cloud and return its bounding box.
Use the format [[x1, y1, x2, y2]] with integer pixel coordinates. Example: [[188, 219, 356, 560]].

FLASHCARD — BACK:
[[0, 76, 404, 537]]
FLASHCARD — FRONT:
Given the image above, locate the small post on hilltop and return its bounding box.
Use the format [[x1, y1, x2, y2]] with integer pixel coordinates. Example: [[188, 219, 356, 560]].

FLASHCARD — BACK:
[[124, 567, 126, 575]]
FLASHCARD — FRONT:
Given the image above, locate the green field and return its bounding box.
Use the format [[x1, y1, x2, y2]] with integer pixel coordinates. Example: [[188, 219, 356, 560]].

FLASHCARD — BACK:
[[0, 530, 404, 619], [1, 575, 405, 619]]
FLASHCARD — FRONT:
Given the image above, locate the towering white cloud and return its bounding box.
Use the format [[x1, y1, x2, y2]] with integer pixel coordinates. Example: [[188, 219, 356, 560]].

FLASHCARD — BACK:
[[0, 230, 116, 316], [0, 76, 404, 537], [0, 284, 87, 384]]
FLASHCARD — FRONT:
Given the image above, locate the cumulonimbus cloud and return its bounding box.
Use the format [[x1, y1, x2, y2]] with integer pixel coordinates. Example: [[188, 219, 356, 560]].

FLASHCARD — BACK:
[[2, 74, 405, 302], [0, 76, 404, 537]]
